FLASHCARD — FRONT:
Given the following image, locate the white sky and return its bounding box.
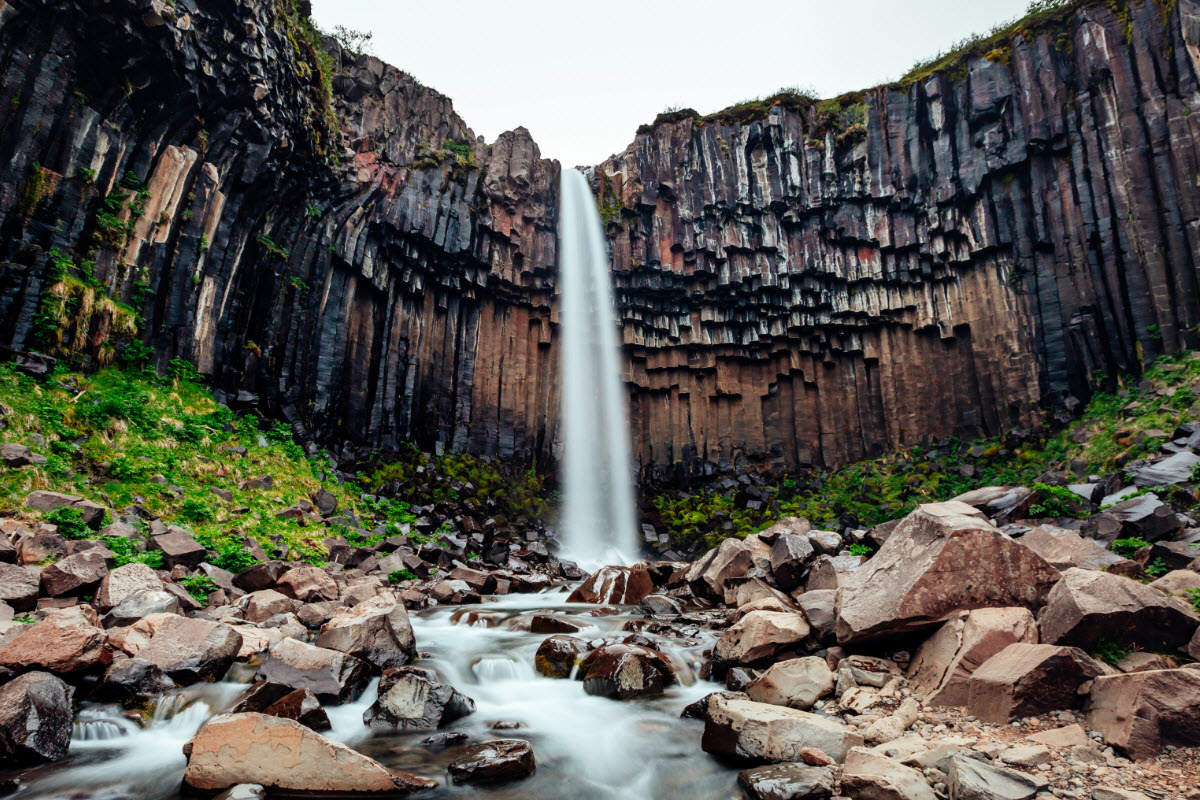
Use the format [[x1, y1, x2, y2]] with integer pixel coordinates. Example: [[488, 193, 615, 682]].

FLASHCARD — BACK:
[[311, 0, 1033, 167]]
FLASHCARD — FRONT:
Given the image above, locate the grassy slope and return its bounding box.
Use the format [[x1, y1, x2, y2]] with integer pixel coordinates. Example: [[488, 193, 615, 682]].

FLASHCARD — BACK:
[[651, 352, 1200, 550], [0, 362, 548, 574]]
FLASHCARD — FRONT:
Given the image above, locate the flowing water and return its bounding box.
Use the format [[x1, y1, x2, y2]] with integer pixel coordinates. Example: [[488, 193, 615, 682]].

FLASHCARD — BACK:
[[558, 168, 639, 569], [7, 592, 737, 799]]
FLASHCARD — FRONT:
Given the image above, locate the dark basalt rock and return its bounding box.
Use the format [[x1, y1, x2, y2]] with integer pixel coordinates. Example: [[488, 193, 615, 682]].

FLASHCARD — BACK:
[[0, 672, 74, 767], [363, 666, 475, 732], [447, 739, 535, 785]]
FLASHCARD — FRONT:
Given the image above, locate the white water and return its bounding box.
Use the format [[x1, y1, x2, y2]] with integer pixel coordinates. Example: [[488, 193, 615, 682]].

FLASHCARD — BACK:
[[558, 168, 639, 569]]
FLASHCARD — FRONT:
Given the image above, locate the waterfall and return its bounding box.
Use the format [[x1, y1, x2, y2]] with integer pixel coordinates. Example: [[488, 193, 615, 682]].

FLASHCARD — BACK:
[[558, 167, 638, 569]]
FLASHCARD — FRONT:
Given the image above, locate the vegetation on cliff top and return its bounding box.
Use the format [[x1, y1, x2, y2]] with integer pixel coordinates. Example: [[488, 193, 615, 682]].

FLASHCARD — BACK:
[[650, 350, 1200, 551], [634, 0, 1166, 137]]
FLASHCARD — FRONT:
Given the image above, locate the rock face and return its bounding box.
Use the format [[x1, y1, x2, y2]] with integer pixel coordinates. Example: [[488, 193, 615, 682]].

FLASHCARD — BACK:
[[0, 672, 74, 767], [835, 503, 1060, 644], [1085, 668, 1200, 760], [4, 0, 1197, 476], [182, 713, 436, 794]]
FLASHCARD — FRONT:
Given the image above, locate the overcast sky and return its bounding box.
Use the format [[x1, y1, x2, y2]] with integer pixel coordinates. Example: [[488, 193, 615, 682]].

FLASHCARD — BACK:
[[311, 0, 1033, 167]]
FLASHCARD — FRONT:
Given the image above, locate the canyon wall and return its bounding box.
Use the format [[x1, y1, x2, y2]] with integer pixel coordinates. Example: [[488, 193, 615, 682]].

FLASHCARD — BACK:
[[0, 0, 561, 465], [0, 0, 1199, 480], [600, 0, 1200, 477]]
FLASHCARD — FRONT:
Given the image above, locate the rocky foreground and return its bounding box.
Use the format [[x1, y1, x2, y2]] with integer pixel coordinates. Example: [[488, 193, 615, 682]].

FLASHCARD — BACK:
[[0, 457, 1198, 798]]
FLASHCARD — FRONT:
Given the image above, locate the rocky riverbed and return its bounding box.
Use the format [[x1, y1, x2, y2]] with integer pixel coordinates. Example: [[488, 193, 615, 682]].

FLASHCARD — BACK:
[[0, 478, 1198, 799]]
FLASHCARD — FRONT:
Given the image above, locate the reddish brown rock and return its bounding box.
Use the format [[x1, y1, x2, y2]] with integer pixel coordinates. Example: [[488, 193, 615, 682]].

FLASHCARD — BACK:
[[136, 615, 242, 684], [255, 638, 368, 702], [0, 606, 108, 675], [534, 635, 588, 679], [712, 610, 810, 676], [276, 566, 338, 602], [1037, 567, 1199, 652], [314, 594, 415, 670], [907, 607, 1038, 707], [1085, 668, 1200, 760], [447, 739, 535, 785], [183, 713, 436, 794], [835, 502, 1060, 644], [966, 643, 1107, 723], [578, 643, 676, 700], [40, 550, 110, 597], [686, 537, 768, 601], [24, 491, 106, 528], [0, 563, 39, 612], [1016, 526, 1123, 571], [566, 564, 654, 605]]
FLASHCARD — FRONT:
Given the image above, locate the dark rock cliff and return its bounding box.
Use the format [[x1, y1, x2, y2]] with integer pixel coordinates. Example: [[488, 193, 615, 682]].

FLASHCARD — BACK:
[[599, 0, 1200, 478], [1, 0, 1199, 482]]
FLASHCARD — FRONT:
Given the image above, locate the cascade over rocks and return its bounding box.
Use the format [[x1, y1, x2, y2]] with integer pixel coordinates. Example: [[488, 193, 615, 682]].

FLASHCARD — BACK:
[[835, 502, 1061, 644]]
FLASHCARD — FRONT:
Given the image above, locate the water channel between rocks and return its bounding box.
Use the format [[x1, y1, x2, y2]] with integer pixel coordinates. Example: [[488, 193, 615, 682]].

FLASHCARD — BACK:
[[10, 590, 739, 800]]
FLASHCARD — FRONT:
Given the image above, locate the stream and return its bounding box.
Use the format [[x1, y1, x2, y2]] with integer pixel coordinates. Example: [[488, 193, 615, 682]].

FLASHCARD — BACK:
[[4, 589, 739, 799]]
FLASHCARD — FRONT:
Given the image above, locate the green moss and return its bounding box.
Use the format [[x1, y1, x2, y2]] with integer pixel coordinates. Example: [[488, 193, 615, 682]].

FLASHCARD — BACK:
[[18, 162, 51, 218]]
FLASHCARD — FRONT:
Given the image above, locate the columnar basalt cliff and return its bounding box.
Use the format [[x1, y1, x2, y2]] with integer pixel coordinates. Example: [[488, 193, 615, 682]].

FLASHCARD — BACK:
[[599, 0, 1200, 477], [0, 0, 561, 465], [1, 0, 1199, 481]]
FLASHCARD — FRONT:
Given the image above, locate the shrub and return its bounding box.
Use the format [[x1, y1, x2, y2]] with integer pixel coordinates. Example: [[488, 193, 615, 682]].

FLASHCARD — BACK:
[[209, 540, 260, 574], [1091, 637, 1135, 667], [1028, 483, 1083, 518], [104, 536, 164, 569], [388, 568, 417, 585], [44, 506, 92, 539], [1187, 588, 1200, 614], [180, 575, 218, 602], [1145, 558, 1169, 578], [179, 498, 214, 523], [848, 543, 875, 558], [1111, 538, 1150, 558]]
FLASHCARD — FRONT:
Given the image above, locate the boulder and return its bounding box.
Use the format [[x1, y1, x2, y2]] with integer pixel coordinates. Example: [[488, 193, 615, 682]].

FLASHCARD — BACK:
[[534, 634, 587, 679], [94, 563, 162, 611], [1, 443, 36, 467], [182, 713, 435, 794], [262, 689, 330, 732], [0, 672, 73, 766], [0, 563, 39, 612], [1037, 567, 1199, 652], [712, 610, 810, 676], [701, 693, 865, 764], [0, 605, 107, 675], [1084, 494, 1185, 544], [771, 534, 817, 592], [447, 565, 497, 595], [1190, 627, 1200, 661], [1016, 526, 1123, 571], [94, 657, 176, 702], [862, 697, 922, 744], [232, 562, 289, 593], [150, 530, 207, 569], [243, 589, 296, 623], [102, 588, 182, 628], [1025, 724, 1090, 748], [314, 594, 415, 669], [578, 643, 676, 700], [566, 564, 654, 604], [687, 537, 767, 600], [363, 666, 475, 731], [40, 550, 109, 597], [841, 747, 936, 800], [640, 594, 682, 617], [966, 643, 1107, 723], [1085, 668, 1200, 760], [1127, 451, 1200, 487], [745, 657, 835, 710], [136, 615, 242, 684], [805, 555, 865, 592], [795, 590, 837, 642], [951, 487, 1034, 525], [447, 739, 535, 785], [24, 491, 106, 527], [835, 502, 1060, 644], [907, 608, 1038, 707], [1149, 569, 1200, 597], [946, 753, 1043, 800], [255, 638, 368, 702], [276, 565, 338, 602], [738, 764, 834, 800]]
